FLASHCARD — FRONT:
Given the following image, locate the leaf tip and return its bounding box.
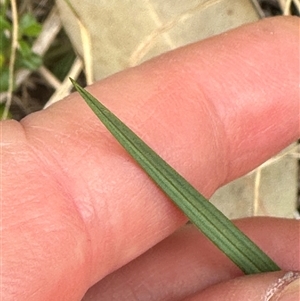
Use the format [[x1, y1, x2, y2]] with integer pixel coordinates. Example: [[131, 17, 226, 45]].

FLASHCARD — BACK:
[[69, 77, 76, 86], [69, 77, 82, 94]]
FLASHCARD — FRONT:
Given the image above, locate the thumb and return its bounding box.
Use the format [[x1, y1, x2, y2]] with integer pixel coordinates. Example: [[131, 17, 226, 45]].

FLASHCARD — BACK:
[[185, 271, 300, 301]]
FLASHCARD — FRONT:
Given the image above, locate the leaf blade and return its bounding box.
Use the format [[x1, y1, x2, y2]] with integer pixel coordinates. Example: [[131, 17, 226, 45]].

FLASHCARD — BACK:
[[71, 78, 280, 275]]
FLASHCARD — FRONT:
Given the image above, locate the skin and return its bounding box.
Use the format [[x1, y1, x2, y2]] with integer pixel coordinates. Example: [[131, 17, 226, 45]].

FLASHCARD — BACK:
[[1, 16, 300, 301]]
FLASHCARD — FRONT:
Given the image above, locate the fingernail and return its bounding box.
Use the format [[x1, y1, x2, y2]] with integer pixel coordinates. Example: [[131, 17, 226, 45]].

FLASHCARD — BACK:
[[265, 271, 300, 301], [276, 277, 300, 301]]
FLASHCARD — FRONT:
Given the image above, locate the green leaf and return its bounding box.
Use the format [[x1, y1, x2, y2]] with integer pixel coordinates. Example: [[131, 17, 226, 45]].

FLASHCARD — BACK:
[[0, 15, 11, 31], [0, 67, 10, 92], [0, 31, 10, 53], [70, 79, 281, 275], [16, 51, 42, 70], [18, 40, 32, 57], [0, 53, 5, 68], [0, 1, 9, 15], [19, 13, 42, 37]]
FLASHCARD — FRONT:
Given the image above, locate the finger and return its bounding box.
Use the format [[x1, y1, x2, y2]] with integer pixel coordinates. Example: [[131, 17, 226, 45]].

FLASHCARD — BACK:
[[82, 218, 300, 301], [183, 272, 300, 301], [2, 16, 299, 301]]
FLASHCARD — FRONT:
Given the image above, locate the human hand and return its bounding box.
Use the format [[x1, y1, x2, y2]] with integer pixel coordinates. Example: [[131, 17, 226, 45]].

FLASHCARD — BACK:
[[2, 16, 299, 301]]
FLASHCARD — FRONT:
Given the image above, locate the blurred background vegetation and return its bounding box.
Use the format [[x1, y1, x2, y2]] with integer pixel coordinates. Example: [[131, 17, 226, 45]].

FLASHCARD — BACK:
[[0, 0, 78, 120], [1, 0, 298, 120]]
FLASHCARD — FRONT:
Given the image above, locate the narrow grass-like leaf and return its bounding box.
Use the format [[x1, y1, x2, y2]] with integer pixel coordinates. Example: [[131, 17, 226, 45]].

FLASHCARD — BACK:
[[71, 78, 280, 275]]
